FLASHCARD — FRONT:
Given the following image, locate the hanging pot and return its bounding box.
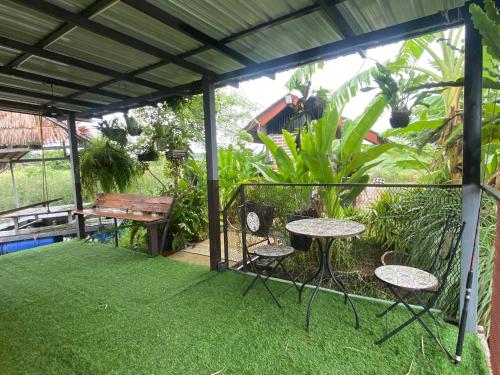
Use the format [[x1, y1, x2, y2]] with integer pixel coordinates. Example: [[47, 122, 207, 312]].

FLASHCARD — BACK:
[[389, 108, 410, 128], [165, 149, 188, 161], [27, 142, 42, 150], [137, 149, 159, 162]]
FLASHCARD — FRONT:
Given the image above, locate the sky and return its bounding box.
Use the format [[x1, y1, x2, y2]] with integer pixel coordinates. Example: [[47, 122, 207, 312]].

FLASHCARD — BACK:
[[236, 41, 402, 134]]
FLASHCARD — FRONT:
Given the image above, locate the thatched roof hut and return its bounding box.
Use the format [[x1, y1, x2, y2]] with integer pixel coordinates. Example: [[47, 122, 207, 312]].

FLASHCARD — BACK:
[[0, 111, 91, 172]]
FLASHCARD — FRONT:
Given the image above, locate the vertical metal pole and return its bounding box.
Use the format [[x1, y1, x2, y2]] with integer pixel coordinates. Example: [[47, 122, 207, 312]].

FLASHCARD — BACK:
[[68, 113, 85, 239], [461, 1, 482, 334], [9, 161, 19, 208], [203, 77, 221, 271]]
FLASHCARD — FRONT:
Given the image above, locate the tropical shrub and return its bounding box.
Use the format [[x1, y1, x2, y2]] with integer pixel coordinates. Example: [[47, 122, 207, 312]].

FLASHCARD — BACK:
[[256, 96, 400, 215], [218, 138, 265, 206]]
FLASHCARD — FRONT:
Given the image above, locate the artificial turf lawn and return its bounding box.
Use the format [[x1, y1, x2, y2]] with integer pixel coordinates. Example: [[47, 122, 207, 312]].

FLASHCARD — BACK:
[[0, 242, 488, 375]]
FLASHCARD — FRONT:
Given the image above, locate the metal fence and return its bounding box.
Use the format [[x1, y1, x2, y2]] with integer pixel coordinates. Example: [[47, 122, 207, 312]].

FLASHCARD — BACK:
[[222, 183, 464, 320]]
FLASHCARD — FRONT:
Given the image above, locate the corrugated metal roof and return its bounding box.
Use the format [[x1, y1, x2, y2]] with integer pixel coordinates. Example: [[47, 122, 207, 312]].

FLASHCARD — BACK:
[[0, 0, 466, 118], [228, 10, 341, 63], [338, 0, 465, 34]]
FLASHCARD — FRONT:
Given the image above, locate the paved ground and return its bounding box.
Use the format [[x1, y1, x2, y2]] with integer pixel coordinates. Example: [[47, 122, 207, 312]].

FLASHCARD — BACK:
[[168, 235, 240, 268]]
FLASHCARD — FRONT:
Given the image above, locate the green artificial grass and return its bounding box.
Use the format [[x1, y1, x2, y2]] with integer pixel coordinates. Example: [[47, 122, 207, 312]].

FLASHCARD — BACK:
[[0, 242, 488, 375]]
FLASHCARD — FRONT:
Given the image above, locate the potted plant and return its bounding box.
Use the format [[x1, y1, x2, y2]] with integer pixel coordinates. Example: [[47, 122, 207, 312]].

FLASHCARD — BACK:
[[137, 147, 159, 162], [124, 113, 142, 136], [369, 63, 412, 128], [80, 137, 140, 198], [97, 119, 128, 146], [133, 136, 159, 162], [26, 141, 42, 150]]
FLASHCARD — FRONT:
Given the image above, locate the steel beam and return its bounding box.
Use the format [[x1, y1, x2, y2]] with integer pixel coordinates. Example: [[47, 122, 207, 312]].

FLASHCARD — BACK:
[[0, 66, 130, 100], [17, 0, 215, 78], [202, 77, 221, 271], [121, 0, 256, 67], [78, 80, 201, 118], [0, 36, 167, 91], [216, 7, 465, 84], [0, 85, 99, 108], [67, 113, 85, 238], [460, 1, 483, 334], [63, 61, 169, 101], [7, 0, 118, 68]]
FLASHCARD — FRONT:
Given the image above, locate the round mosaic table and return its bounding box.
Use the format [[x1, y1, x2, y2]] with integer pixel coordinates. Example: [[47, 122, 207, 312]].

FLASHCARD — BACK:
[[286, 218, 365, 333]]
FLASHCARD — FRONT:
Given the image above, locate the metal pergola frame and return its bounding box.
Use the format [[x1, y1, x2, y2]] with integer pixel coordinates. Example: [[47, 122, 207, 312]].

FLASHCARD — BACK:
[[0, 0, 489, 334]]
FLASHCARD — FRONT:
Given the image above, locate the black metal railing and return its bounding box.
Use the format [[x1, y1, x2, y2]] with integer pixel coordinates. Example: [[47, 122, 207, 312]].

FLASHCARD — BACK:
[[222, 183, 464, 319]]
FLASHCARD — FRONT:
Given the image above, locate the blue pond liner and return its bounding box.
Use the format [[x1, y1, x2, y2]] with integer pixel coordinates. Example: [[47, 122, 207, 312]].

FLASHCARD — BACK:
[[0, 237, 56, 255]]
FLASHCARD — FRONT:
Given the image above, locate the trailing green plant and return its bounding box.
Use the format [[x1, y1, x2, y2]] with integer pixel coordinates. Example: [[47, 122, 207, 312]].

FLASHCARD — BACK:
[[80, 138, 141, 198]]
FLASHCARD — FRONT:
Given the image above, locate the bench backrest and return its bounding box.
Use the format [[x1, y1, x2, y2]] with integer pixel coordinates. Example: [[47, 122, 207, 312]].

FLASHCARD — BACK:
[[94, 193, 174, 216]]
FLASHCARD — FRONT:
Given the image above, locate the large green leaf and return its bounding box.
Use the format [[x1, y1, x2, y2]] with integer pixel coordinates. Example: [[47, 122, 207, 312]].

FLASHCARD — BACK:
[[314, 104, 339, 153], [257, 132, 278, 155], [282, 129, 299, 161], [274, 147, 295, 178], [341, 95, 387, 162], [301, 149, 334, 183], [347, 143, 399, 173], [383, 118, 447, 137], [252, 163, 284, 183], [343, 161, 381, 184]]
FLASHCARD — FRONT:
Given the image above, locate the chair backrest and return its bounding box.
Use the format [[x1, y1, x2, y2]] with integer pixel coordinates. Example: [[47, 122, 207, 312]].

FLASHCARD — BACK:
[[94, 193, 174, 216], [431, 216, 465, 292], [240, 201, 274, 250]]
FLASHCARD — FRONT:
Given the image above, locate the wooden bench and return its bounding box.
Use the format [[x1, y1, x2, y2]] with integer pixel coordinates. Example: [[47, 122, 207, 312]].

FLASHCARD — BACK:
[[73, 193, 175, 255]]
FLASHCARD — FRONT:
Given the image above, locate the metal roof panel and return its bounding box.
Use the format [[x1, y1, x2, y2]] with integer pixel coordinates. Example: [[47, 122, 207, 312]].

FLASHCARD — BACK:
[[19, 56, 110, 86], [337, 0, 465, 35], [93, 2, 203, 56], [186, 49, 245, 75], [137, 63, 200, 87], [101, 81, 156, 97], [146, 0, 314, 40], [46, 28, 160, 73], [228, 10, 341, 62], [0, 1, 63, 45]]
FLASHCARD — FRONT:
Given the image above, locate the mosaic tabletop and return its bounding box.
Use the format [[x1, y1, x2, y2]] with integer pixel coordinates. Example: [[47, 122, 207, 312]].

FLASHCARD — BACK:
[[375, 265, 439, 291], [254, 244, 295, 258], [285, 218, 365, 239]]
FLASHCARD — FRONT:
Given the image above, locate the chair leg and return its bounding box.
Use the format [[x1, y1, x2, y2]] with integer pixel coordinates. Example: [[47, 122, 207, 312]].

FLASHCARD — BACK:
[[242, 258, 282, 308], [242, 274, 259, 296], [375, 286, 452, 359], [113, 218, 118, 247], [413, 292, 442, 328], [376, 291, 411, 318], [276, 258, 301, 293]]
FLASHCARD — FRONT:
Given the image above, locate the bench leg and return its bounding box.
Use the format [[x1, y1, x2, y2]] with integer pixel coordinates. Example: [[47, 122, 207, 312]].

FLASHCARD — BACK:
[[147, 224, 159, 256], [114, 218, 118, 247]]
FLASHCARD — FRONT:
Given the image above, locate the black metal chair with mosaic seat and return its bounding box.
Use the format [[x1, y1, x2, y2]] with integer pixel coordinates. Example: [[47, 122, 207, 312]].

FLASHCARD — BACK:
[[374, 215, 465, 359], [240, 201, 300, 308]]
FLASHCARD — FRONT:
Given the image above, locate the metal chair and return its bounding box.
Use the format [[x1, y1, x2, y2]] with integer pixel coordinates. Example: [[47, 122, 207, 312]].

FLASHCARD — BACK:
[[240, 201, 300, 308], [374, 215, 465, 359]]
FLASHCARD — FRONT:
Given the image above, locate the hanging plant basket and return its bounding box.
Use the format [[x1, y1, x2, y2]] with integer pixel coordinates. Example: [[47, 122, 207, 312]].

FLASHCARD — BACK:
[[165, 149, 188, 161], [137, 149, 159, 162], [389, 108, 411, 128], [26, 142, 43, 150]]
